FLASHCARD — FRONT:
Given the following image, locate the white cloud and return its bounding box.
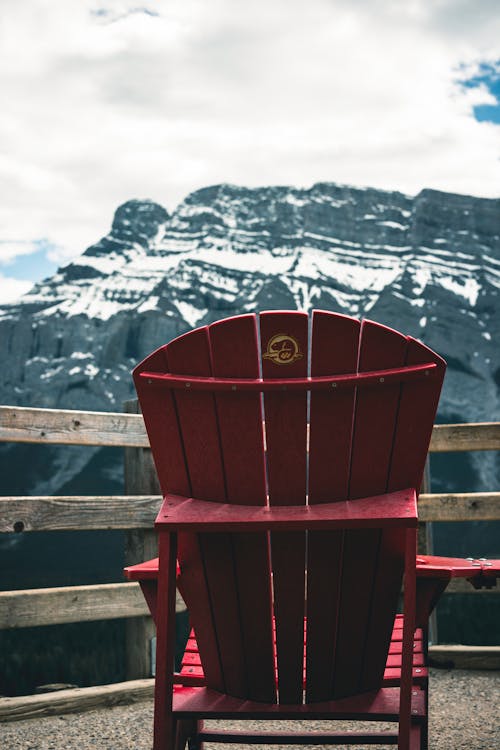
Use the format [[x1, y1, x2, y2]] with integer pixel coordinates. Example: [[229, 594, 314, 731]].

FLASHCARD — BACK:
[[0, 240, 41, 265], [0, 274, 34, 304], [1, 0, 499, 272]]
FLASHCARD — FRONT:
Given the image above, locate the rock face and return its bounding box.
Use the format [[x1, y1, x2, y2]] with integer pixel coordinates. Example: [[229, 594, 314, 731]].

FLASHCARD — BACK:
[[1, 183, 499, 497]]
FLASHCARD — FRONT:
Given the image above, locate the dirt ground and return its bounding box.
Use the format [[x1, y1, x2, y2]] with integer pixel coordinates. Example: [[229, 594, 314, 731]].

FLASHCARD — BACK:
[[2, 669, 499, 749]]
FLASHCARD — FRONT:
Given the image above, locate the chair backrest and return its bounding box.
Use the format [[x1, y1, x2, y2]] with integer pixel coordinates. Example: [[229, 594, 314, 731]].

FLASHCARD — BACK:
[[134, 310, 445, 704]]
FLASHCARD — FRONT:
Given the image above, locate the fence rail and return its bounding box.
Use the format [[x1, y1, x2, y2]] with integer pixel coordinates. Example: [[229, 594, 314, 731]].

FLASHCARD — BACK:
[[0, 404, 499, 719], [2, 404, 500, 451], [1, 491, 499, 535]]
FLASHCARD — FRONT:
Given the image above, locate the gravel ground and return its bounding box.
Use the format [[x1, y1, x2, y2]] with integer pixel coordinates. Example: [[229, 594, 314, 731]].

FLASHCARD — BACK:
[[2, 669, 498, 750]]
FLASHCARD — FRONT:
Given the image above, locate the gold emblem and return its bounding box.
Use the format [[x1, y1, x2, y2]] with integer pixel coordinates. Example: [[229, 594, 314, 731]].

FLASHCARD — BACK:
[[263, 334, 303, 365]]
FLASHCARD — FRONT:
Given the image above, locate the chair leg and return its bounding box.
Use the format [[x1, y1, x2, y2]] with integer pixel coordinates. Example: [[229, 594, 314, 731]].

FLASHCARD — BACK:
[[153, 532, 178, 750], [153, 714, 176, 750], [421, 679, 429, 750], [187, 720, 204, 750], [409, 724, 421, 750], [175, 719, 198, 750]]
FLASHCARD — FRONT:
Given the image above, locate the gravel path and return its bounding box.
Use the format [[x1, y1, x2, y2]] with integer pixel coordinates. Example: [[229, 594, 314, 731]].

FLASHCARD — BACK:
[[2, 669, 498, 749]]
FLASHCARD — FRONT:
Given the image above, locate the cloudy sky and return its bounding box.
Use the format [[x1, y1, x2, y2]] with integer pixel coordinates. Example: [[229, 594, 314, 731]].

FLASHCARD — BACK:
[[1, 0, 500, 303]]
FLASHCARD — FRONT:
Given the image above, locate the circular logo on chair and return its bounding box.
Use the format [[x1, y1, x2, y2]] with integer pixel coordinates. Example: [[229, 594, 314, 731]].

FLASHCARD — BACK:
[[263, 334, 303, 365]]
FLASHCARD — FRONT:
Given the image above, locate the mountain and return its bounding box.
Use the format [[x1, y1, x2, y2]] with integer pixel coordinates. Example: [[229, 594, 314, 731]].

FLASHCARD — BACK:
[[1, 182, 499, 500]]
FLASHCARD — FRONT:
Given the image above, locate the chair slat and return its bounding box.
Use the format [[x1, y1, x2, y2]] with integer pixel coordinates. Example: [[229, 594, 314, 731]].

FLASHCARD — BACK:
[[305, 530, 343, 702], [309, 310, 361, 504], [176, 534, 225, 692], [334, 321, 407, 698], [359, 528, 405, 692], [133, 347, 190, 496], [208, 315, 267, 506], [260, 311, 309, 506], [348, 320, 407, 501], [332, 529, 381, 698], [388, 338, 446, 493], [208, 315, 275, 702], [197, 533, 247, 697], [232, 533, 276, 702], [260, 311, 308, 704], [167, 327, 226, 502], [306, 311, 360, 702], [166, 327, 229, 692]]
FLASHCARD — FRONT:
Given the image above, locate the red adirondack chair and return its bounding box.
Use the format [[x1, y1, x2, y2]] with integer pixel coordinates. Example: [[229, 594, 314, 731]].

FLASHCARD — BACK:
[[124, 310, 494, 750]]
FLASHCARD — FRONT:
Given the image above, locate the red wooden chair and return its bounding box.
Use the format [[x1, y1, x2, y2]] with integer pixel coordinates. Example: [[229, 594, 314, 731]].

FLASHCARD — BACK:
[[124, 310, 487, 750]]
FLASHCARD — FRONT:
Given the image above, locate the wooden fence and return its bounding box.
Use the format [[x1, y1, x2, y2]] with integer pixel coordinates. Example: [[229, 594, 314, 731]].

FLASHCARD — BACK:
[[0, 404, 499, 720]]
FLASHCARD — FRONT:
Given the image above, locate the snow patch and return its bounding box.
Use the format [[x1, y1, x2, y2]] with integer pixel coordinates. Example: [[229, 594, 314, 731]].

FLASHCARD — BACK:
[[412, 268, 431, 295], [41, 366, 63, 380], [176, 301, 207, 327], [72, 253, 126, 275], [68, 363, 97, 379], [285, 194, 306, 207], [377, 221, 407, 230], [137, 296, 159, 313], [293, 248, 402, 292], [438, 276, 480, 306], [71, 351, 92, 360], [58, 295, 130, 321], [85, 363, 99, 378]]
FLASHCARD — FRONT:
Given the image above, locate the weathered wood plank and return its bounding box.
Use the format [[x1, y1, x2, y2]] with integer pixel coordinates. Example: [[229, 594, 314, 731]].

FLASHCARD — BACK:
[[429, 422, 500, 452], [428, 645, 500, 669], [0, 492, 498, 534], [0, 495, 161, 532], [446, 578, 499, 594], [419, 492, 500, 522], [0, 405, 149, 447], [0, 582, 150, 629], [0, 678, 155, 722], [2, 406, 500, 453]]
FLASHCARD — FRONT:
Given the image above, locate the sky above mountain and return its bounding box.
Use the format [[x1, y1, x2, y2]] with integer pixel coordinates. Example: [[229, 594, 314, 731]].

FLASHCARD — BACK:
[[1, 0, 500, 303]]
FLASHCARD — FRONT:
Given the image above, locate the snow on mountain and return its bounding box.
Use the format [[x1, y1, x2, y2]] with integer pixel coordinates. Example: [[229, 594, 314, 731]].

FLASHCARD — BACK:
[[0, 182, 499, 496]]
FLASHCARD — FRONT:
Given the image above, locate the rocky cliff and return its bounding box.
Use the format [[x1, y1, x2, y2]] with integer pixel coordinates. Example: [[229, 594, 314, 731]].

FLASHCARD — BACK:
[[1, 182, 499, 498]]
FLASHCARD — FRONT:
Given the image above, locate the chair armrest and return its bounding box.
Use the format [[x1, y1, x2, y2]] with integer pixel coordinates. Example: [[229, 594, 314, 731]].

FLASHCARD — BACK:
[[416, 555, 499, 589], [154, 488, 417, 531], [124, 557, 180, 582]]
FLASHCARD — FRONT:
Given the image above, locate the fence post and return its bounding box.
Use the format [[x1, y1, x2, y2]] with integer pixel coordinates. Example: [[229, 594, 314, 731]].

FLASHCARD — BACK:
[[418, 458, 431, 555], [419, 456, 438, 643], [123, 399, 159, 680]]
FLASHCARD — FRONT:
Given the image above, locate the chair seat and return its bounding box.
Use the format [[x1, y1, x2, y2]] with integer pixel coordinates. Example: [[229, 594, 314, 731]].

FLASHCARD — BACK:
[[177, 614, 428, 690]]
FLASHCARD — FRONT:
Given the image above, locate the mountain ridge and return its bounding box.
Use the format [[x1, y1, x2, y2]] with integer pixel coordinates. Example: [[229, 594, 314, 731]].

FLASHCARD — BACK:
[[0, 180, 499, 496]]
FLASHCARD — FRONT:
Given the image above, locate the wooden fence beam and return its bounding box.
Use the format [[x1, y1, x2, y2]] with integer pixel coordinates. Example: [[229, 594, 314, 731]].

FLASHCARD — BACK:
[[0, 405, 148, 447], [418, 492, 500, 522], [0, 583, 149, 629], [0, 678, 155, 722], [429, 422, 500, 452], [428, 645, 500, 670], [1, 644, 499, 722], [446, 578, 498, 594], [2, 406, 500, 453], [1, 492, 499, 534], [0, 495, 161, 532]]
